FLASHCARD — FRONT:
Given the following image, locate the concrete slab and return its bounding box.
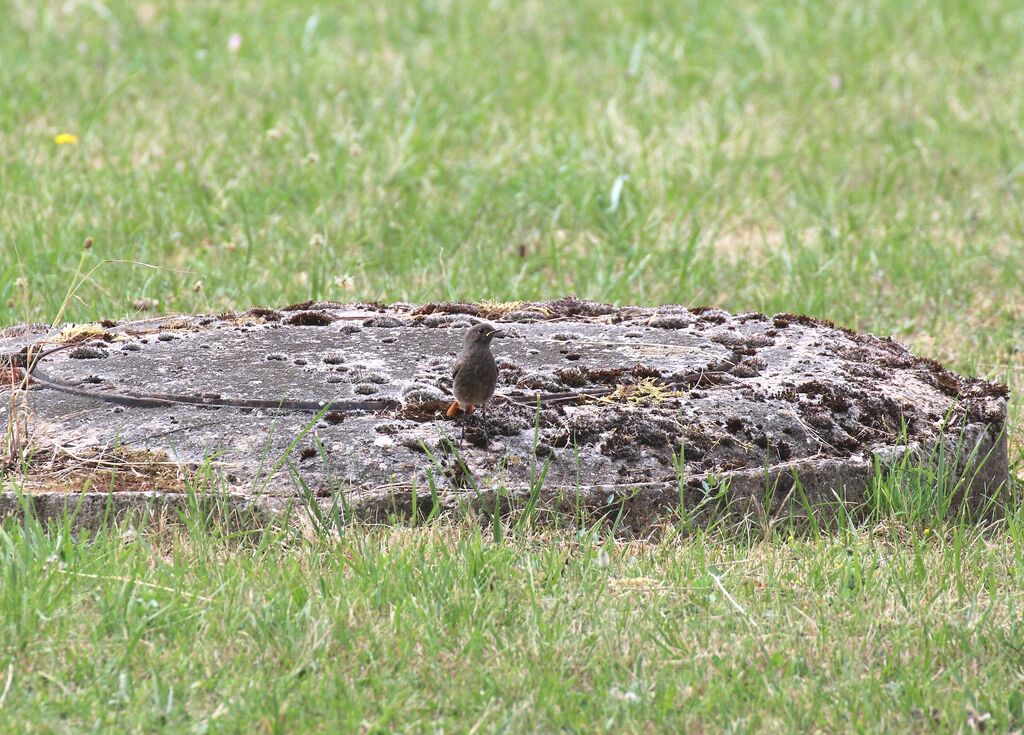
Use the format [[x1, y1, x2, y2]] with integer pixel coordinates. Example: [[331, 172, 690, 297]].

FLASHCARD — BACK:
[[0, 299, 1010, 532]]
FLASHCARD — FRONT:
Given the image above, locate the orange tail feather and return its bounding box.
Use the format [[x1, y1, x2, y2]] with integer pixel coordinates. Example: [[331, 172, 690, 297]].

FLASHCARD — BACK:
[[446, 401, 476, 417]]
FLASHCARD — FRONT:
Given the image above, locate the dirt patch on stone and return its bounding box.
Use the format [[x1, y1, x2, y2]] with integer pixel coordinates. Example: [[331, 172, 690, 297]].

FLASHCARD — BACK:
[[413, 302, 481, 317], [15, 446, 187, 494], [287, 311, 336, 327], [396, 400, 451, 422], [555, 365, 663, 388]]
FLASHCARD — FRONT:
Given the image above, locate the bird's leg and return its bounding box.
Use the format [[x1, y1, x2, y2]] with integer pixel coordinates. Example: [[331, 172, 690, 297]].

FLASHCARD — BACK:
[[480, 401, 490, 445]]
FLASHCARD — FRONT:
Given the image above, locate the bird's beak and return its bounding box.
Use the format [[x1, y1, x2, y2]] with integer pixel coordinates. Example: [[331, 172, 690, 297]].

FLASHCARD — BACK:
[[488, 330, 506, 338]]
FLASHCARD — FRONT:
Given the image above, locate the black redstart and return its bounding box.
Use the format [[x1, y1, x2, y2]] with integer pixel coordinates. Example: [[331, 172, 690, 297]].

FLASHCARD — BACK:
[[446, 322, 505, 437]]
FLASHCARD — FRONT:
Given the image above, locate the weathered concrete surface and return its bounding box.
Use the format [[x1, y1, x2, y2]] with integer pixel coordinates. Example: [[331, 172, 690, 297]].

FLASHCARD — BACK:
[[0, 300, 1010, 531]]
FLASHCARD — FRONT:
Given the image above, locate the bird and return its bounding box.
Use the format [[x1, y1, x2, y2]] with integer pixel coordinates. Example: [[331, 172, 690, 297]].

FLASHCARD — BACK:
[[446, 322, 505, 441]]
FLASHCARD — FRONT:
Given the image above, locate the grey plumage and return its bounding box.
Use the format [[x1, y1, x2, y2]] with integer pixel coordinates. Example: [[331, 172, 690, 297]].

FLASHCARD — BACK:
[[447, 323, 505, 439], [452, 324, 500, 408]]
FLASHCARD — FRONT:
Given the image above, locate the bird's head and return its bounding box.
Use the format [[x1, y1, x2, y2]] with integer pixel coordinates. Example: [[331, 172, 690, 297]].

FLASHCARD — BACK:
[[464, 322, 505, 347]]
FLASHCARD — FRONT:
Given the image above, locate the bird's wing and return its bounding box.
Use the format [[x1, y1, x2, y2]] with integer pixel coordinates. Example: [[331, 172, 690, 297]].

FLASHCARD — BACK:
[[452, 360, 463, 380]]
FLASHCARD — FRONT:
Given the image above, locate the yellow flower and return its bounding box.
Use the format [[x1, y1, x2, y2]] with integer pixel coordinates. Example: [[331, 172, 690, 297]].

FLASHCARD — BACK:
[[54, 133, 79, 145]]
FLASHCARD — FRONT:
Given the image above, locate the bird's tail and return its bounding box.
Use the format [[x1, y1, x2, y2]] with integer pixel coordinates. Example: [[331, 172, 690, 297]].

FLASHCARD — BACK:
[[446, 401, 476, 417]]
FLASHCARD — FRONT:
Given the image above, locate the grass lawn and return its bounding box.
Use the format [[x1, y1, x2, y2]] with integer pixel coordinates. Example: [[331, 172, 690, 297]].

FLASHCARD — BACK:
[[1, 0, 1023, 731]]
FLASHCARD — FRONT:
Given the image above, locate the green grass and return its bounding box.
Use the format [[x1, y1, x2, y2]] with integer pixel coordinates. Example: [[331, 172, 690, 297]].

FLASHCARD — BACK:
[[2, 0, 1023, 731], [1, 502, 1023, 734]]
